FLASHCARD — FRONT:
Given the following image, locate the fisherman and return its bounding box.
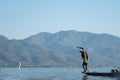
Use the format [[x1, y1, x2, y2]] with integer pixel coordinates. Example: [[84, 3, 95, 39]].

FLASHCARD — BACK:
[[77, 46, 89, 72]]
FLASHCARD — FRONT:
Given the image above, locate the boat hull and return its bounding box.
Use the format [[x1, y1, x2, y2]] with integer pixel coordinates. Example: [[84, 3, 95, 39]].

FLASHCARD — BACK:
[[83, 72, 120, 77]]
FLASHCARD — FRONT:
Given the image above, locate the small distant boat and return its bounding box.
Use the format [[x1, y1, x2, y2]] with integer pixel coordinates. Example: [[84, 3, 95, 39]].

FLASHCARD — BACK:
[[19, 62, 21, 69]]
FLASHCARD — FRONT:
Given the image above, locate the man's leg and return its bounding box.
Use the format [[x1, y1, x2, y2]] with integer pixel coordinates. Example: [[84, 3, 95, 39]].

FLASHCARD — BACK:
[[85, 64, 89, 72], [83, 62, 86, 72], [82, 63, 85, 72], [86, 65, 89, 72], [84, 62, 88, 72], [85, 65, 88, 72]]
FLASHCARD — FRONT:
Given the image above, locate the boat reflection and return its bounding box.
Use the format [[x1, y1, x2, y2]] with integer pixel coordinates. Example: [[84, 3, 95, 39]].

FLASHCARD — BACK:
[[82, 75, 88, 80], [115, 77, 120, 80], [82, 74, 120, 80]]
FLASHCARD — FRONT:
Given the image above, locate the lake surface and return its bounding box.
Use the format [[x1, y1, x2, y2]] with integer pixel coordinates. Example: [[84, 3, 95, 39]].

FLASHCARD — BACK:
[[0, 68, 119, 80]]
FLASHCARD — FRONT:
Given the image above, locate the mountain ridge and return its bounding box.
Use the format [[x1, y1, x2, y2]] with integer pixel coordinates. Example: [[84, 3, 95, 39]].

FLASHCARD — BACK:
[[0, 30, 120, 67]]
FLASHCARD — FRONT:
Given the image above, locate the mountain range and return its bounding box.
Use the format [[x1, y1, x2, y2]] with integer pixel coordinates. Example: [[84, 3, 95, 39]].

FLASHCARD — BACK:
[[0, 30, 120, 67]]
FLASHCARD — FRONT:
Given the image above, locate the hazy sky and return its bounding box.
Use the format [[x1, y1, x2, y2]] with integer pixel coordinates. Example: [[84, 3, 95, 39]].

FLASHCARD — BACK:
[[0, 0, 120, 39]]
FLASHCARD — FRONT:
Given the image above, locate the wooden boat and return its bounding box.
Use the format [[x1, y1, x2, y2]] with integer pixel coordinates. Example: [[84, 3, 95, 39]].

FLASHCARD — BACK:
[[83, 72, 120, 77]]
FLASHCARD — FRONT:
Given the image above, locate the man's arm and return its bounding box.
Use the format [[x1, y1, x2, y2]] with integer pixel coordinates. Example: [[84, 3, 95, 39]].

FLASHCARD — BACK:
[[76, 46, 84, 49]]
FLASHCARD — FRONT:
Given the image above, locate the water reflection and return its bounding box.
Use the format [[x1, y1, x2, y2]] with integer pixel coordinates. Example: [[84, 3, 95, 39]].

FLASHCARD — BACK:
[[82, 74, 120, 80], [115, 77, 120, 80], [83, 75, 88, 80]]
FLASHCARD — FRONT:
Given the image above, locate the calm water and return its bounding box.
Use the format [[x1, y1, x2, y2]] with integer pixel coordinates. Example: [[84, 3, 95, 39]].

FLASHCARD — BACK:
[[0, 68, 119, 80]]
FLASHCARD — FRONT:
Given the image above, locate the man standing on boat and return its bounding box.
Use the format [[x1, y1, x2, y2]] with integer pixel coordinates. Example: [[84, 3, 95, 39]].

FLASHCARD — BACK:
[[76, 46, 89, 72]]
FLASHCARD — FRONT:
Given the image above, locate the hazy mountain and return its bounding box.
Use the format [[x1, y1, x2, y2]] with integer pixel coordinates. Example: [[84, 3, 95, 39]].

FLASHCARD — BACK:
[[0, 30, 120, 67]]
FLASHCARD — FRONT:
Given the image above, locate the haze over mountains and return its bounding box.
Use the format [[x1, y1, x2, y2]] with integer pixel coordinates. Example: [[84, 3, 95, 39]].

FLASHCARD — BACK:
[[0, 30, 120, 67]]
